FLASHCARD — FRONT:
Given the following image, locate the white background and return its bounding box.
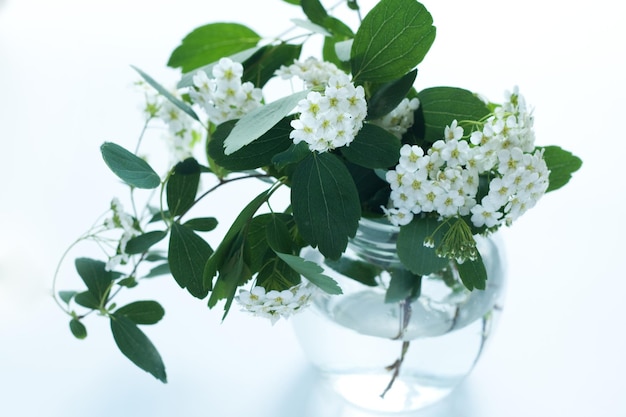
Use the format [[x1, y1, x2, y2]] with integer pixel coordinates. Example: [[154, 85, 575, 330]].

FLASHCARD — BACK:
[[1, 0, 624, 416]]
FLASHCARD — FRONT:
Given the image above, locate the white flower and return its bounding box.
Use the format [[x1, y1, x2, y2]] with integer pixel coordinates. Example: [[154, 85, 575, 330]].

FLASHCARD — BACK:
[[372, 97, 420, 138], [236, 283, 313, 324], [470, 203, 503, 228], [444, 120, 464, 141], [276, 57, 345, 88], [189, 57, 263, 125], [381, 206, 414, 226], [289, 68, 366, 153]]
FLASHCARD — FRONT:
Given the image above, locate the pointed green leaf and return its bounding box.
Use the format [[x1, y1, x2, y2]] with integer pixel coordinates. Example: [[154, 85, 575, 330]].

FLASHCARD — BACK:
[[207, 243, 252, 319], [74, 258, 115, 301], [110, 314, 167, 383], [301, 0, 329, 26], [271, 142, 310, 170], [456, 252, 487, 291], [132, 66, 199, 121], [59, 290, 77, 305], [223, 90, 309, 155], [397, 217, 449, 275], [69, 319, 87, 339], [168, 222, 213, 299], [144, 263, 171, 278], [115, 301, 165, 325], [351, 0, 435, 83], [74, 291, 100, 309], [256, 257, 301, 291], [203, 186, 277, 287], [265, 214, 294, 254], [539, 145, 582, 192], [416, 87, 490, 143], [100, 142, 161, 189], [385, 268, 421, 303], [291, 153, 361, 259], [209, 118, 293, 170], [366, 69, 418, 120], [117, 277, 138, 288], [125, 231, 168, 255], [276, 253, 342, 294], [183, 217, 218, 232], [340, 123, 401, 169], [167, 23, 261, 73], [324, 257, 381, 287], [166, 157, 201, 216]]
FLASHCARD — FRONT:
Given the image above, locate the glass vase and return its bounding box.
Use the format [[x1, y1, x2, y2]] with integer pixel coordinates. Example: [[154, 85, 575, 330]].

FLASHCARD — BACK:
[[292, 218, 506, 413]]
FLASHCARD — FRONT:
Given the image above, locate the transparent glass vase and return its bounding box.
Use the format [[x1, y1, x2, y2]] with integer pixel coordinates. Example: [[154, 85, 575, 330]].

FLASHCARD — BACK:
[[292, 218, 506, 413]]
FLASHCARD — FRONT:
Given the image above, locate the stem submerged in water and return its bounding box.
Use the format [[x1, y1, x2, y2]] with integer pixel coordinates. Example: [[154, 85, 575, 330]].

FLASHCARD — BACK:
[[381, 297, 413, 398]]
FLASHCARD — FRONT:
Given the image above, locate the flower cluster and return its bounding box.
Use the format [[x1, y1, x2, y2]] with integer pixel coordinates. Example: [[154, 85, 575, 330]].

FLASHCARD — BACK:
[[276, 56, 346, 88], [135, 81, 202, 164], [372, 97, 421, 138], [236, 284, 314, 324], [289, 75, 367, 152], [190, 57, 263, 125], [383, 89, 550, 231], [103, 198, 141, 271]]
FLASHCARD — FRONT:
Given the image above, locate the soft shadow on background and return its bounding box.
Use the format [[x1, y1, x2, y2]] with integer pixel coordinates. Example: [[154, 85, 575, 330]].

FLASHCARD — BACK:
[[1, 0, 625, 416]]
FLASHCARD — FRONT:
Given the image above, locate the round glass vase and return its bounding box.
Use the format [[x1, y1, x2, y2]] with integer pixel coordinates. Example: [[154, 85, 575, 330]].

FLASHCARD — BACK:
[[292, 217, 506, 413]]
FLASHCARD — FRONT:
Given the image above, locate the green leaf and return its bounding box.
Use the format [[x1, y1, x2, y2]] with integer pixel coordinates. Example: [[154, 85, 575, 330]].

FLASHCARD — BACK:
[[291, 153, 361, 259], [540, 145, 582, 192], [168, 222, 213, 299], [144, 263, 171, 278], [207, 241, 252, 318], [125, 231, 168, 255], [242, 43, 303, 88], [256, 257, 301, 291], [416, 87, 490, 143], [223, 90, 309, 155], [346, 162, 390, 215], [69, 319, 87, 340], [100, 142, 161, 189], [74, 258, 115, 302], [167, 23, 261, 73], [351, 0, 435, 83], [301, 0, 329, 26], [115, 301, 165, 325], [74, 291, 100, 309], [209, 118, 293, 170], [265, 214, 294, 254], [340, 123, 401, 169], [110, 314, 167, 383], [271, 142, 310, 170], [247, 213, 295, 273], [366, 69, 417, 120], [59, 290, 77, 305], [203, 187, 275, 287], [183, 217, 218, 232], [132, 66, 199, 121], [396, 217, 449, 275], [117, 277, 138, 288], [456, 253, 487, 291], [166, 157, 201, 216], [324, 257, 381, 286], [385, 268, 422, 303], [276, 253, 342, 294]]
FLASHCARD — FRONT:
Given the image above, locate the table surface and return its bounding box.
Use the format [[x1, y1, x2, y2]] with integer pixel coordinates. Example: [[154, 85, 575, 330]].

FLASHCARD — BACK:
[[1, 0, 624, 416]]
